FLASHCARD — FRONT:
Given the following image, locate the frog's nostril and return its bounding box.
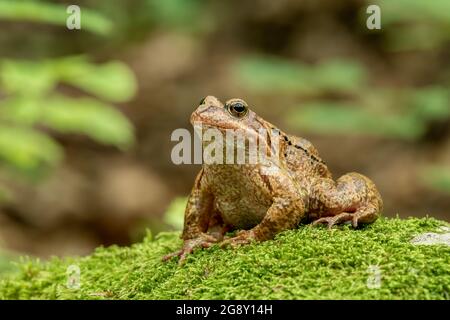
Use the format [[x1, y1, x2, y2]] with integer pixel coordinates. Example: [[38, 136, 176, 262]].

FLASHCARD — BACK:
[[197, 104, 211, 114]]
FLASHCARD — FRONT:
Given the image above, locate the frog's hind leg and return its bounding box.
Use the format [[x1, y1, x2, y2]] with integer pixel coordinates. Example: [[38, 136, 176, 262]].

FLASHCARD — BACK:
[[310, 172, 382, 229], [349, 203, 379, 227], [312, 212, 353, 228], [312, 205, 379, 229]]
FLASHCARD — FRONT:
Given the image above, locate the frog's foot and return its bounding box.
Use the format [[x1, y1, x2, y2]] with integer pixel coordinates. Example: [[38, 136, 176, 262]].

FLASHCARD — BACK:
[[220, 230, 257, 249], [312, 212, 354, 229], [162, 233, 218, 265], [350, 204, 379, 228]]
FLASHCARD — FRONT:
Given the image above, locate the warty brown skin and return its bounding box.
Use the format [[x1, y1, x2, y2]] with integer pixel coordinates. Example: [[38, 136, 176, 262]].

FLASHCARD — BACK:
[[163, 96, 383, 264]]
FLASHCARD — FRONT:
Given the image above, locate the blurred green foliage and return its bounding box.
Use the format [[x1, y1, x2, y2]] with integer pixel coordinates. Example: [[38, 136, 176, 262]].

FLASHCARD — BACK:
[[0, 125, 62, 176], [0, 1, 137, 186], [0, 57, 136, 179], [286, 102, 422, 140], [375, 0, 450, 50], [421, 167, 450, 195], [0, 0, 113, 35], [147, 0, 208, 32], [287, 87, 450, 141], [235, 56, 367, 94], [1, 57, 136, 102]]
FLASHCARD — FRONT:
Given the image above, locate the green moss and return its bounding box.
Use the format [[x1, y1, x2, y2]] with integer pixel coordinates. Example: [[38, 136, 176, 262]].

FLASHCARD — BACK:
[[0, 217, 449, 299]]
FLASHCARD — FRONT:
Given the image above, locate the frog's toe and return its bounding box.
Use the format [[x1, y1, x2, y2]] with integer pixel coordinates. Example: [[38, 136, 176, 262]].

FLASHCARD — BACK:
[[177, 241, 214, 265], [162, 234, 216, 265], [352, 216, 359, 228], [312, 213, 354, 229], [220, 238, 245, 249], [162, 247, 196, 265], [351, 205, 380, 228], [162, 250, 182, 262], [177, 248, 194, 265], [220, 230, 256, 248], [312, 217, 335, 229]]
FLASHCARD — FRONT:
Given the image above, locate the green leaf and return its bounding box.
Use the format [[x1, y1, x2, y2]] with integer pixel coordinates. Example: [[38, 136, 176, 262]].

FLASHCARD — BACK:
[[235, 56, 311, 93], [0, 60, 56, 97], [377, 0, 450, 25], [0, 95, 135, 149], [55, 57, 138, 103], [287, 102, 425, 139], [410, 87, 450, 120], [0, 97, 42, 125], [313, 60, 367, 92], [0, 57, 137, 103], [40, 96, 134, 149], [0, 0, 113, 35], [234, 56, 367, 94], [376, 0, 450, 50], [148, 0, 205, 31], [385, 24, 450, 51], [0, 125, 62, 176], [420, 166, 450, 194]]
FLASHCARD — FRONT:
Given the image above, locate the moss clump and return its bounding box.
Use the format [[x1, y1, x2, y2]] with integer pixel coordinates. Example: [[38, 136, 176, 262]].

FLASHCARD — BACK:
[[0, 217, 449, 299]]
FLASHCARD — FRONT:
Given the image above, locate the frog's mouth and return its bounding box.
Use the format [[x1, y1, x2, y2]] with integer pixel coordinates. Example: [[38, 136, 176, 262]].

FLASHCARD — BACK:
[[192, 121, 260, 140], [192, 120, 275, 159], [192, 121, 241, 131], [190, 106, 271, 147], [191, 111, 257, 133]]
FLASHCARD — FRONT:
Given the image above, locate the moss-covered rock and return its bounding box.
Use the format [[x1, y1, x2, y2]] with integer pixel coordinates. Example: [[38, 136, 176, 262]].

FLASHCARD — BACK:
[[0, 217, 449, 299]]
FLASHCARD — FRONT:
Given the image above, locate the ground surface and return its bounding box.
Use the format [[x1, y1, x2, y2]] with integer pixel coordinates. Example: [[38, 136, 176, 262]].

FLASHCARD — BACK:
[[0, 217, 449, 299]]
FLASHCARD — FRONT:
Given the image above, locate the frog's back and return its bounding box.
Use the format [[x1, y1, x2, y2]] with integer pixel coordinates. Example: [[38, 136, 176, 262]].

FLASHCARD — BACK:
[[283, 134, 332, 183]]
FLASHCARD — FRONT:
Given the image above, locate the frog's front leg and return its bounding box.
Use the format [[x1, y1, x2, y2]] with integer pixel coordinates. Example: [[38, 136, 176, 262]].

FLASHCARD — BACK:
[[221, 174, 306, 248], [163, 169, 219, 264], [310, 172, 382, 228]]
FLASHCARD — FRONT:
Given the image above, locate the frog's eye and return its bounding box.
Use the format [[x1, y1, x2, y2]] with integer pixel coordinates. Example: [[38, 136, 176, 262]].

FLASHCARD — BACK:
[[226, 100, 248, 118], [199, 97, 206, 105]]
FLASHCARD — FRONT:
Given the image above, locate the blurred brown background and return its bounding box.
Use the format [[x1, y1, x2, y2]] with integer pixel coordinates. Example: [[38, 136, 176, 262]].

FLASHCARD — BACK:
[[0, 0, 448, 260]]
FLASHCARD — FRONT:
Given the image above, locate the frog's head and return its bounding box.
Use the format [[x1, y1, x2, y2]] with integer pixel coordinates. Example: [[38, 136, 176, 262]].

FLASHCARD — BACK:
[[191, 96, 267, 136], [191, 96, 282, 162]]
